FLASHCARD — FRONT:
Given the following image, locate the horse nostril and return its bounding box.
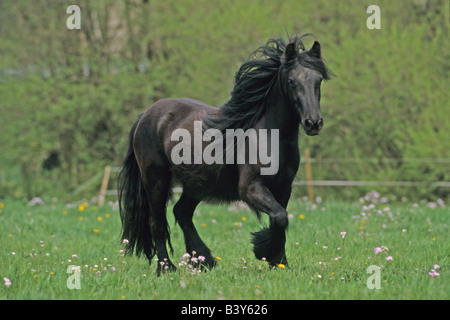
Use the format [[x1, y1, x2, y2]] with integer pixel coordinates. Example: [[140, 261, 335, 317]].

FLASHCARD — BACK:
[[305, 119, 314, 129], [318, 118, 323, 128]]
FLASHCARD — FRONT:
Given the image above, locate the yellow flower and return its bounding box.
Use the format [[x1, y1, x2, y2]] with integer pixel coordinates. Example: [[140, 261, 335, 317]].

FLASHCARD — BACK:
[[0, 202, 4, 208], [299, 214, 305, 220], [78, 202, 89, 211], [33, 275, 39, 278], [93, 229, 99, 233], [278, 264, 286, 269], [63, 210, 68, 215], [105, 213, 111, 218], [359, 226, 365, 230], [202, 223, 206, 228], [242, 217, 247, 221], [97, 216, 103, 222], [8, 234, 12, 238], [216, 256, 221, 260]]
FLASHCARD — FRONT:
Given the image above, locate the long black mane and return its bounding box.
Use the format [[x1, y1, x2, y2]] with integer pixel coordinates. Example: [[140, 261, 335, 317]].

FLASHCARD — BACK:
[[203, 34, 333, 131]]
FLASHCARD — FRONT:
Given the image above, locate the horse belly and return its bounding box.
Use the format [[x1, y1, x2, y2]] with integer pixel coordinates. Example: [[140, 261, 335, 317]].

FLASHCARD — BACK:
[[171, 163, 240, 202]]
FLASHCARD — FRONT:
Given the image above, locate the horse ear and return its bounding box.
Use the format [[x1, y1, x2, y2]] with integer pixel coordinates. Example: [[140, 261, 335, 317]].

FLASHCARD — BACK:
[[282, 42, 297, 63], [309, 41, 321, 59]]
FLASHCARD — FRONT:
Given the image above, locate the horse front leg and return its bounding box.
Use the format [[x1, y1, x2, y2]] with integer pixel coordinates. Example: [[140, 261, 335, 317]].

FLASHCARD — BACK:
[[240, 179, 289, 267]]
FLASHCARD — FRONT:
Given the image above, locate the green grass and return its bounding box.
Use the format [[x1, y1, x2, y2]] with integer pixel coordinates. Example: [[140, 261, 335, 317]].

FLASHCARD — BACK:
[[0, 194, 448, 300]]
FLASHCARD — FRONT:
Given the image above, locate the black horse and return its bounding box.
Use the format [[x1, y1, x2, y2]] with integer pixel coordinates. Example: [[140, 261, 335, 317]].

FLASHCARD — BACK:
[[118, 35, 333, 275]]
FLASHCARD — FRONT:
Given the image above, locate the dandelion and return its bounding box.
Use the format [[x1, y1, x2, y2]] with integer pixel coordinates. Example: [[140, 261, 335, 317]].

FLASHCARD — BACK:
[[93, 229, 99, 233], [78, 202, 89, 211], [216, 256, 221, 260], [278, 264, 286, 269], [97, 216, 103, 222], [4, 277, 11, 288], [299, 214, 305, 220]]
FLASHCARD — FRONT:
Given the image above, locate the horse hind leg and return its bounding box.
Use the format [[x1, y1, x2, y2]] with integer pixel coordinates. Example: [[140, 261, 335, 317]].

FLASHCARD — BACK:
[[173, 193, 217, 270]]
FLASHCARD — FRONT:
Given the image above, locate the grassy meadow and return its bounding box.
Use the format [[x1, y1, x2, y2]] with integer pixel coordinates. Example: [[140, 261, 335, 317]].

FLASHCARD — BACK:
[[0, 192, 448, 300]]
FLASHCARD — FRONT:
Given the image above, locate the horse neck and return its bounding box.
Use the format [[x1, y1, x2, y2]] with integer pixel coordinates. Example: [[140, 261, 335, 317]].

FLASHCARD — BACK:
[[262, 84, 300, 139]]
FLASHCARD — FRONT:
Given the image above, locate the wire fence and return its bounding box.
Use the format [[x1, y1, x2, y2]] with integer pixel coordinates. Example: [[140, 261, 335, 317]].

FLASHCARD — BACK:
[[73, 156, 450, 205]]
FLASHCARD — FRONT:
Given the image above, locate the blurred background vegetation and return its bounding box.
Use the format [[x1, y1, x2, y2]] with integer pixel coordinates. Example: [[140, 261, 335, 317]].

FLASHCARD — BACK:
[[0, 0, 448, 201]]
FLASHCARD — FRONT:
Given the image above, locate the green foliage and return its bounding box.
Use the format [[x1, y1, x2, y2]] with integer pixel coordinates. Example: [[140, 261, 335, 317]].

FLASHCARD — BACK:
[[0, 0, 448, 200]]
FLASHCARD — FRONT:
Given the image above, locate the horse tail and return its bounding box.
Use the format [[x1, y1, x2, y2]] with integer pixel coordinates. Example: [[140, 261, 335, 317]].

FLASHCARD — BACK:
[[118, 114, 155, 260]]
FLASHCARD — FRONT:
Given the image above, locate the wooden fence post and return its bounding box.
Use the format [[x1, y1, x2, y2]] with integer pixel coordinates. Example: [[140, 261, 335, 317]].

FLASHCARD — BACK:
[[304, 150, 315, 203], [98, 165, 111, 206]]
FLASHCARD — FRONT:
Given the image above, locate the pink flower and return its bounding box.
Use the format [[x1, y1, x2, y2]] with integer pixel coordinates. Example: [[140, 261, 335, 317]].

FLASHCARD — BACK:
[[3, 277, 11, 288], [429, 269, 440, 277], [340, 232, 347, 239], [433, 264, 440, 269], [374, 247, 383, 255], [385, 256, 393, 261]]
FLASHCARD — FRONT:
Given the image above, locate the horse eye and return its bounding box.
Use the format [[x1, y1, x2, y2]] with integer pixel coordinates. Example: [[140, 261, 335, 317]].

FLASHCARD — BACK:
[[288, 78, 295, 86]]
